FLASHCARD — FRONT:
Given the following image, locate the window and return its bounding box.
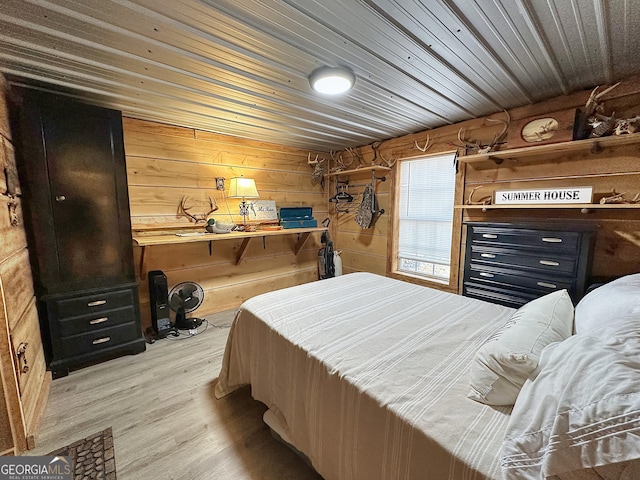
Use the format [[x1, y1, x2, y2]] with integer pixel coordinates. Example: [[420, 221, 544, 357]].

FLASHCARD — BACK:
[[395, 152, 457, 283]]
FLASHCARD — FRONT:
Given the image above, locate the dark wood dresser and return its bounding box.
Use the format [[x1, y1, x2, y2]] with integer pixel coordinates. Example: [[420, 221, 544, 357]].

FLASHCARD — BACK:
[[15, 90, 145, 378], [462, 222, 595, 309]]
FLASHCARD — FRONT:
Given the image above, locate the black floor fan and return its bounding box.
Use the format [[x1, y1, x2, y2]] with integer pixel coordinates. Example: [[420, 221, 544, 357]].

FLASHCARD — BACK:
[[168, 281, 205, 330]]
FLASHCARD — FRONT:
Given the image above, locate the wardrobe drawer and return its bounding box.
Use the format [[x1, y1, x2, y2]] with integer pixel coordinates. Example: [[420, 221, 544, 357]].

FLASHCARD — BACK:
[[57, 305, 137, 337], [470, 226, 580, 251], [59, 322, 140, 357], [469, 246, 577, 274], [51, 287, 136, 319]]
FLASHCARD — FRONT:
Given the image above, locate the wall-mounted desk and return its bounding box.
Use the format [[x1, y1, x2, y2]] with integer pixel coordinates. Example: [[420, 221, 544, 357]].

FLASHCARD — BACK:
[[132, 226, 327, 275]]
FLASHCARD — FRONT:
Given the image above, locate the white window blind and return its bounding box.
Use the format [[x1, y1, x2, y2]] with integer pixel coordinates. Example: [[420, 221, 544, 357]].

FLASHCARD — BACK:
[[397, 152, 456, 281]]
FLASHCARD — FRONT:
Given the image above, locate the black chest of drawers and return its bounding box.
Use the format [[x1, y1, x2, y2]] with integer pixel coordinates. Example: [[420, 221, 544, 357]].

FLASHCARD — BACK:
[[462, 223, 595, 309], [41, 283, 144, 378]]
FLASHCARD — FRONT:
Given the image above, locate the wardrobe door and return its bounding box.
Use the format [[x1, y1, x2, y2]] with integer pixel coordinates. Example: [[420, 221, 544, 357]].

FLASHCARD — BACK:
[[18, 93, 134, 295], [40, 107, 124, 282]]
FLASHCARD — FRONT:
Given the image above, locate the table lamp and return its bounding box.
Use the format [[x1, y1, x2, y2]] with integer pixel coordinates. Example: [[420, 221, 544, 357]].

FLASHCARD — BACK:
[[228, 177, 259, 225]]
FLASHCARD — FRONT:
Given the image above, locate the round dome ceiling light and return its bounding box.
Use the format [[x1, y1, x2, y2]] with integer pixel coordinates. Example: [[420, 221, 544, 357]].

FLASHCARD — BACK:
[[309, 66, 356, 95]]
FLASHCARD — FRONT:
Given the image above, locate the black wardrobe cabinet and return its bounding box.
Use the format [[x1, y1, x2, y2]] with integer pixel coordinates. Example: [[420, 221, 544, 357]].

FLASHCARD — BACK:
[[14, 89, 145, 378]]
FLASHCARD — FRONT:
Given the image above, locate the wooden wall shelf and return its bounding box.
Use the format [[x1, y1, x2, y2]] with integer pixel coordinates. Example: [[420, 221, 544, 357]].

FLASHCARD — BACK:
[[459, 132, 640, 164], [132, 226, 327, 274], [455, 203, 640, 211]]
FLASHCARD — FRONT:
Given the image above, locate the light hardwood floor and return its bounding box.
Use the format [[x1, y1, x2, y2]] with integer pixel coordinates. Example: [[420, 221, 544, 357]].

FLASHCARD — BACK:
[[24, 310, 323, 480]]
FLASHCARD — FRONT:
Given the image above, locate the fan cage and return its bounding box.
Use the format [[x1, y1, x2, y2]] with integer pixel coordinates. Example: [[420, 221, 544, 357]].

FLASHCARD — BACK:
[[168, 281, 205, 330]]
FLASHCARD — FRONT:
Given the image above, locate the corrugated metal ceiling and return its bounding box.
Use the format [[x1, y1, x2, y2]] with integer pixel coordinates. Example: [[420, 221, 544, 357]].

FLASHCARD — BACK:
[[1, 0, 639, 150]]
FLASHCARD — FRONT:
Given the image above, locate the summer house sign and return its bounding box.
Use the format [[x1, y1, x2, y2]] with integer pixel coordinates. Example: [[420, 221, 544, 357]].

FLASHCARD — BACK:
[[494, 187, 593, 205]]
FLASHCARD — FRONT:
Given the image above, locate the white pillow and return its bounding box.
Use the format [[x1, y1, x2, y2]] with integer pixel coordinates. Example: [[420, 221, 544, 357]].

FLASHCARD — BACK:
[[468, 289, 574, 406], [501, 333, 640, 479], [574, 273, 640, 335]]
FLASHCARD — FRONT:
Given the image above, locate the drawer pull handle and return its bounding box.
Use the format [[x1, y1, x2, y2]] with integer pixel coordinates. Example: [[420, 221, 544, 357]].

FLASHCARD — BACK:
[[539, 260, 560, 266], [537, 281, 557, 289], [87, 300, 107, 307], [92, 337, 111, 345], [479, 272, 494, 278], [482, 234, 498, 239], [542, 237, 563, 243], [89, 317, 108, 325], [480, 253, 496, 258]]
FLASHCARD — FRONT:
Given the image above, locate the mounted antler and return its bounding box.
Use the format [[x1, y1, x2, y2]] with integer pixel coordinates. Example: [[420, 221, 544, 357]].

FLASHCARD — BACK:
[[179, 195, 218, 223], [584, 82, 620, 118], [466, 185, 492, 205], [478, 110, 510, 154], [457, 110, 510, 154], [414, 134, 432, 153], [599, 190, 640, 204], [371, 141, 397, 167], [308, 153, 326, 183], [456, 128, 481, 153], [307, 152, 320, 165], [574, 82, 621, 140], [329, 149, 354, 172], [345, 147, 366, 167], [614, 115, 640, 135]]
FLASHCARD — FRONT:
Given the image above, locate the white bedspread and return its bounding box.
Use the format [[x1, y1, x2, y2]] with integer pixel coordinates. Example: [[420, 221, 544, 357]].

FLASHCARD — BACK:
[[216, 272, 515, 480], [501, 332, 640, 479]]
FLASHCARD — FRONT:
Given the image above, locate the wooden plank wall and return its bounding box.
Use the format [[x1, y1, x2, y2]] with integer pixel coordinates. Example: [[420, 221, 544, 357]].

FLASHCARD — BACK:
[[0, 74, 50, 454], [330, 76, 640, 290], [326, 126, 470, 293], [123, 119, 326, 328], [0, 75, 17, 455], [329, 168, 391, 277]]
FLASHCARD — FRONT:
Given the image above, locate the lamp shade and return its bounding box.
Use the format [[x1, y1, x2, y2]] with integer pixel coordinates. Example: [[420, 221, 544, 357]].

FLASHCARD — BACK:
[[309, 66, 355, 94], [228, 177, 259, 198]]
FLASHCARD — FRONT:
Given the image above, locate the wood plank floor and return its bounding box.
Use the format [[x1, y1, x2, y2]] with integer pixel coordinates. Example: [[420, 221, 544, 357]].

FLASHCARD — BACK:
[[24, 310, 323, 480]]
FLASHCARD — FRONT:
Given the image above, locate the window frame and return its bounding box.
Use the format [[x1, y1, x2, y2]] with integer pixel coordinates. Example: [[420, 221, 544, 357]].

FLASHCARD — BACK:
[[387, 150, 464, 293]]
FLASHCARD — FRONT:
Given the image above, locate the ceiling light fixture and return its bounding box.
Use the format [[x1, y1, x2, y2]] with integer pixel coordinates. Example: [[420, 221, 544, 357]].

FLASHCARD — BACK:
[[309, 66, 356, 95]]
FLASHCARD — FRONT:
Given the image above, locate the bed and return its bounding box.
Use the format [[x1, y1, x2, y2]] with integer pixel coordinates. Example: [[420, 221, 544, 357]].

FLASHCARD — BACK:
[[215, 272, 640, 480]]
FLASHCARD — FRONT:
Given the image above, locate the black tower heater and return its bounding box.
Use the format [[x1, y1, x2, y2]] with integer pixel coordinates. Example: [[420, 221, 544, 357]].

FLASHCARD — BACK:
[[148, 270, 174, 339]]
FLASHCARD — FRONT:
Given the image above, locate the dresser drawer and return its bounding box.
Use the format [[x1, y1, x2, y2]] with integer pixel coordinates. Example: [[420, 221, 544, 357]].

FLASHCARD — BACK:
[[57, 305, 137, 337], [51, 288, 136, 319], [470, 226, 580, 251], [469, 245, 577, 274], [463, 283, 538, 309], [59, 322, 140, 357], [466, 264, 574, 295]]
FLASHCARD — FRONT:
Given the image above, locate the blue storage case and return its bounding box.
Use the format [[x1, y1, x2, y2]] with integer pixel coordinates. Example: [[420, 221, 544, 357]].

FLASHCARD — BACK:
[[279, 207, 318, 229]]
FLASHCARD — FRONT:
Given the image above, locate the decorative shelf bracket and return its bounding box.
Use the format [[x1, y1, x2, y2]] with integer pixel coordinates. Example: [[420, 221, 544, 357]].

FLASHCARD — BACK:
[[235, 238, 252, 265], [294, 232, 312, 255]]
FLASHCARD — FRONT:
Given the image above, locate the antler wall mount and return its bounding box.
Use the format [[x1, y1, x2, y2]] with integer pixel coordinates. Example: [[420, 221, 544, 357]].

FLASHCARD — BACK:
[[456, 110, 510, 155], [179, 195, 218, 223]]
